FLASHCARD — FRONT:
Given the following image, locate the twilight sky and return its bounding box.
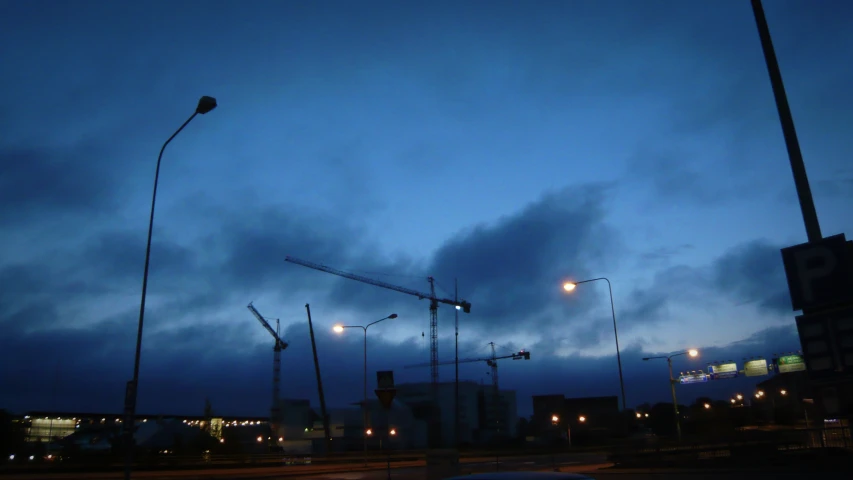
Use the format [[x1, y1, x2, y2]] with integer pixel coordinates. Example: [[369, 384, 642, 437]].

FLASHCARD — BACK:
[[1, 0, 851, 418]]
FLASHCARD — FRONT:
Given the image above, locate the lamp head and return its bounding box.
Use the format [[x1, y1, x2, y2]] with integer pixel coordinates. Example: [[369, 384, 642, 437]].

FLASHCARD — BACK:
[[688, 349, 699, 357], [562, 282, 577, 292], [332, 325, 344, 333], [388, 313, 398, 319], [196, 96, 217, 114]]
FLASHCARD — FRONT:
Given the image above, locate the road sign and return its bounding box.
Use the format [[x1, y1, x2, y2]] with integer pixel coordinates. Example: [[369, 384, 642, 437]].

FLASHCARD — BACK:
[[796, 307, 853, 382], [376, 370, 395, 390], [777, 354, 807, 373], [375, 389, 397, 409], [781, 234, 853, 311], [743, 359, 769, 377], [678, 373, 709, 384], [708, 362, 738, 380]]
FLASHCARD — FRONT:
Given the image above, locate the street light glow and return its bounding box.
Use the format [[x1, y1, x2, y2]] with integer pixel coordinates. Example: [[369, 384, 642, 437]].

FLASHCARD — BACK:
[[562, 282, 577, 292], [365, 428, 372, 436], [390, 428, 397, 436], [780, 389, 787, 395], [333, 325, 344, 333], [578, 415, 586, 423], [688, 349, 699, 357], [704, 403, 711, 409], [551, 415, 559, 423]]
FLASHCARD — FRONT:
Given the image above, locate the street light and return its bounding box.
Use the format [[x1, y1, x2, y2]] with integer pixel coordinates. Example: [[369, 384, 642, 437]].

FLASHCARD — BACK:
[[333, 313, 398, 463], [124, 95, 217, 480], [578, 415, 587, 423], [562, 278, 626, 411], [551, 415, 559, 424], [642, 349, 700, 441], [704, 403, 711, 409]]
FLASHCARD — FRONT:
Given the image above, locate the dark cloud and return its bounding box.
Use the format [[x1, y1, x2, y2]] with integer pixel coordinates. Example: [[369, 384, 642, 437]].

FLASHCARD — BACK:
[[618, 265, 709, 327], [816, 177, 853, 200], [428, 184, 619, 332], [711, 239, 790, 315], [0, 303, 804, 417], [637, 243, 695, 266], [0, 144, 121, 227]]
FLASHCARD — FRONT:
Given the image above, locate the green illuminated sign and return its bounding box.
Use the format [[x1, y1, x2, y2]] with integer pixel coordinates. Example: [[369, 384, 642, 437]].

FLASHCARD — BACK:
[[777, 354, 806, 373]]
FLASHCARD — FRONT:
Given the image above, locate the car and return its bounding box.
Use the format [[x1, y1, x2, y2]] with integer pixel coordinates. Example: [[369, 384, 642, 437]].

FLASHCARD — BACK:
[[444, 473, 595, 480]]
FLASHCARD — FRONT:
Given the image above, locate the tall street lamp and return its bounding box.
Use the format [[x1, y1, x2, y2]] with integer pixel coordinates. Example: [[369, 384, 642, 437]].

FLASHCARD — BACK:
[[642, 349, 699, 441], [563, 278, 626, 411], [333, 313, 398, 464], [124, 96, 217, 480]]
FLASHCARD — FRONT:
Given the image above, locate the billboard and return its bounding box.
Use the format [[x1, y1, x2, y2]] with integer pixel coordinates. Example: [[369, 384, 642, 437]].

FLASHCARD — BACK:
[[708, 362, 738, 380], [744, 359, 769, 377], [777, 354, 806, 374], [679, 372, 709, 384]]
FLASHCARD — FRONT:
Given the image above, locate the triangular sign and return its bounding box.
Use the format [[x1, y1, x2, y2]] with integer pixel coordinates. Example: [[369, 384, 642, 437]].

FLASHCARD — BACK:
[[375, 389, 397, 410]]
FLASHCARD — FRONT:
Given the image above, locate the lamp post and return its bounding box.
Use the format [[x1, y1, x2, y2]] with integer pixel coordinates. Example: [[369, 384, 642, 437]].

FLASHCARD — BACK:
[[333, 313, 397, 464], [642, 349, 698, 441], [124, 96, 217, 480], [563, 278, 626, 411]]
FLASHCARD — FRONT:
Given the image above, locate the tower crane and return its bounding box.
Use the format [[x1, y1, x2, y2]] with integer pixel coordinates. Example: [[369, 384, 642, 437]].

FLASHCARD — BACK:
[[284, 255, 471, 390], [404, 345, 530, 435], [247, 302, 289, 448]]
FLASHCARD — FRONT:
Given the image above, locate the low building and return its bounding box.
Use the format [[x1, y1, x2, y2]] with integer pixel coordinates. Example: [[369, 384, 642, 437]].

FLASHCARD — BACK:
[[394, 381, 518, 447]]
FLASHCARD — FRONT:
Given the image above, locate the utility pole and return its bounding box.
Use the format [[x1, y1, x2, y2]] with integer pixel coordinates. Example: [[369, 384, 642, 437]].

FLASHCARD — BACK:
[[751, 0, 821, 241], [454, 278, 460, 448]]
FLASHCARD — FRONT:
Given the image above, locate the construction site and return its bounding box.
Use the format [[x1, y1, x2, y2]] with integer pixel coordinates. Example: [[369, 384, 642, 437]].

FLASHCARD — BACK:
[[234, 256, 532, 451]]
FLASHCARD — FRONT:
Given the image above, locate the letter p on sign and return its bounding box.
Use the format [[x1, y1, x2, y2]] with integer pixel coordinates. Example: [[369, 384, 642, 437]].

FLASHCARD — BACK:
[[781, 234, 853, 312]]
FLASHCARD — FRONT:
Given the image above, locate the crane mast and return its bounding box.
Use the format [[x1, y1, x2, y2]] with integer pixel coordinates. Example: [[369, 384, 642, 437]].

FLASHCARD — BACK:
[[247, 302, 289, 449], [428, 277, 439, 387], [487, 342, 500, 435]]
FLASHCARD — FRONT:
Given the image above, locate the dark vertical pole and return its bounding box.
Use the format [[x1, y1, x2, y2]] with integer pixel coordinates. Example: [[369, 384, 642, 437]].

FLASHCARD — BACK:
[[306, 304, 332, 453], [454, 278, 460, 449], [363, 328, 369, 465], [750, 0, 822, 242], [125, 111, 199, 480]]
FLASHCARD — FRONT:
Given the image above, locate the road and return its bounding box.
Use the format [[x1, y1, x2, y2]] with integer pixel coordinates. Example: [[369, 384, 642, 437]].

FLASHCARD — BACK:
[[0, 453, 608, 480], [293, 466, 853, 480]]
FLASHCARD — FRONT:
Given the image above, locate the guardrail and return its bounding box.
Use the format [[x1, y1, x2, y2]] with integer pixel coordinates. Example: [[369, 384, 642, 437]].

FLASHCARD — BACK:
[[607, 426, 852, 468]]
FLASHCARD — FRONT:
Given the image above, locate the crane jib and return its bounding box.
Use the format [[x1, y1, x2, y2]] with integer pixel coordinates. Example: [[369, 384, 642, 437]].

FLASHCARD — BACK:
[[284, 255, 472, 313]]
